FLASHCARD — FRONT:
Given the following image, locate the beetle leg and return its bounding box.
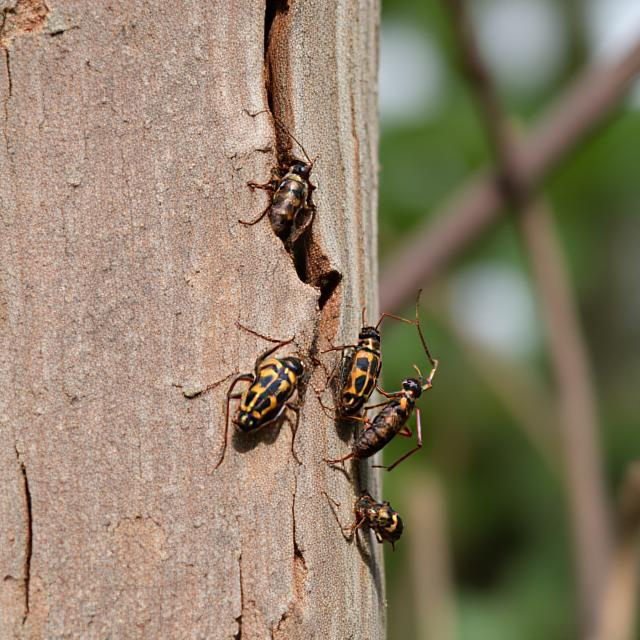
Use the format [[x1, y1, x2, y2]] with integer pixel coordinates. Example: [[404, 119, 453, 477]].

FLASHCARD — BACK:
[[343, 513, 367, 543], [360, 398, 394, 412], [324, 452, 356, 466], [424, 359, 439, 387], [182, 372, 233, 398], [373, 311, 415, 331], [321, 343, 358, 354], [236, 321, 294, 347], [198, 372, 234, 396], [373, 407, 423, 472], [313, 388, 367, 424], [396, 424, 413, 438], [285, 402, 302, 465], [322, 491, 359, 542], [313, 357, 342, 393], [235, 323, 294, 375], [210, 373, 254, 472], [374, 384, 403, 399], [238, 174, 281, 226], [247, 164, 282, 193], [247, 177, 278, 192], [411, 288, 439, 372], [238, 205, 270, 227]]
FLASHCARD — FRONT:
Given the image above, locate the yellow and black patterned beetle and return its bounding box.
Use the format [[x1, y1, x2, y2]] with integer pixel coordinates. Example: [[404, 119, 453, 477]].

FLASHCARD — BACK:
[[353, 492, 404, 548], [216, 325, 305, 470], [325, 293, 439, 472], [240, 115, 316, 245], [323, 491, 404, 550], [322, 305, 418, 418]]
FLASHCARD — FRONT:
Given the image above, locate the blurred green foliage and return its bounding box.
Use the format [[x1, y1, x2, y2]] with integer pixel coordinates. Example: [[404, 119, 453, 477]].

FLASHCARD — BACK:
[[377, 1, 640, 639]]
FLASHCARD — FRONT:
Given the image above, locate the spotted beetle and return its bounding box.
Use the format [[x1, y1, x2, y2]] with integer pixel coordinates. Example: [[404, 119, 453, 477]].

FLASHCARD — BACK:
[[321, 297, 423, 418], [324, 491, 404, 549], [240, 114, 316, 246], [353, 492, 404, 547], [216, 324, 305, 470]]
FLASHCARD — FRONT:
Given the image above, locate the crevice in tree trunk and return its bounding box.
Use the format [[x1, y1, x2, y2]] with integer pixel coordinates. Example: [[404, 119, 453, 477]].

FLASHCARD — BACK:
[[264, 0, 289, 107], [2, 46, 11, 96], [15, 446, 32, 625], [262, 0, 344, 315]]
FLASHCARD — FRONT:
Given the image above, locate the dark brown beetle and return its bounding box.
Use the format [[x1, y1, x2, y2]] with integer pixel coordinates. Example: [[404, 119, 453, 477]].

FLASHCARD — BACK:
[[239, 114, 316, 245]]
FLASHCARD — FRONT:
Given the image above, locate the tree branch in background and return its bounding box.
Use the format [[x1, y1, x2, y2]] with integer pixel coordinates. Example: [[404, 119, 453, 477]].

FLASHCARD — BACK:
[[380, 37, 640, 312], [518, 200, 611, 635], [592, 464, 640, 640], [565, 0, 589, 72], [594, 462, 640, 640], [407, 476, 456, 640], [442, 1, 611, 634]]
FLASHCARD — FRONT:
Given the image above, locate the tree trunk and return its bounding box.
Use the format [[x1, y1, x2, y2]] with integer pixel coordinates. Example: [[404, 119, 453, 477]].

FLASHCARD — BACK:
[[0, 1, 382, 638]]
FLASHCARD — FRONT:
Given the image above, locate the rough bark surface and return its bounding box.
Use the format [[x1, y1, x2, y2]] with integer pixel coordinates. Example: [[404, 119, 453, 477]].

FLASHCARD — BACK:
[[0, 1, 382, 638]]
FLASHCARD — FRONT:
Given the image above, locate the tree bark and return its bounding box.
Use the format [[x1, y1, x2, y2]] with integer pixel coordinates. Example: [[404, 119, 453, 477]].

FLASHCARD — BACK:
[[0, 2, 382, 638]]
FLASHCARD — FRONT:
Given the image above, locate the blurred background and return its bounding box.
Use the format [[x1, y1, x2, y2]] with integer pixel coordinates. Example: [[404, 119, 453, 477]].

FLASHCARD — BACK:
[[375, 1, 640, 639]]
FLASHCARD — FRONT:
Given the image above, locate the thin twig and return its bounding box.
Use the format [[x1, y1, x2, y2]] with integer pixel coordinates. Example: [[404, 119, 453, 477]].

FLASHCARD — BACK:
[[442, 1, 611, 633], [446, 0, 523, 195], [407, 476, 456, 640], [590, 464, 640, 640], [380, 37, 640, 311], [518, 199, 611, 634]]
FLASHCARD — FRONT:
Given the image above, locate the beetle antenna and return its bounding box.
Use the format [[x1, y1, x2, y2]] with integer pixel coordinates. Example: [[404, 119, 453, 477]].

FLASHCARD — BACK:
[[413, 289, 437, 370], [244, 108, 315, 167], [271, 115, 313, 166]]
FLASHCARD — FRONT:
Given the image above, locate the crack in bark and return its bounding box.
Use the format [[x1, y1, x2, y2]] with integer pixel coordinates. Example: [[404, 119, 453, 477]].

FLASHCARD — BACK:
[[234, 552, 243, 639], [268, 477, 308, 639], [231, 4, 348, 637], [2, 46, 11, 156], [15, 445, 33, 624], [291, 473, 306, 573]]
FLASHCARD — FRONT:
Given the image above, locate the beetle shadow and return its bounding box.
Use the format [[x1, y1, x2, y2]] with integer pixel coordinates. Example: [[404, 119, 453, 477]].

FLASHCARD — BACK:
[[335, 416, 357, 443], [323, 462, 385, 601], [353, 465, 385, 601], [354, 531, 384, 600], [231, 418, 282, 454], [321, 352, 359, 445]]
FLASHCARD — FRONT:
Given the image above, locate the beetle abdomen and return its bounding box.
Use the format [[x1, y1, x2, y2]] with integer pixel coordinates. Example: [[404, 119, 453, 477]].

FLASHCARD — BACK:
[[353, 400, 408, 458], [270, 174, 308, 238]]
